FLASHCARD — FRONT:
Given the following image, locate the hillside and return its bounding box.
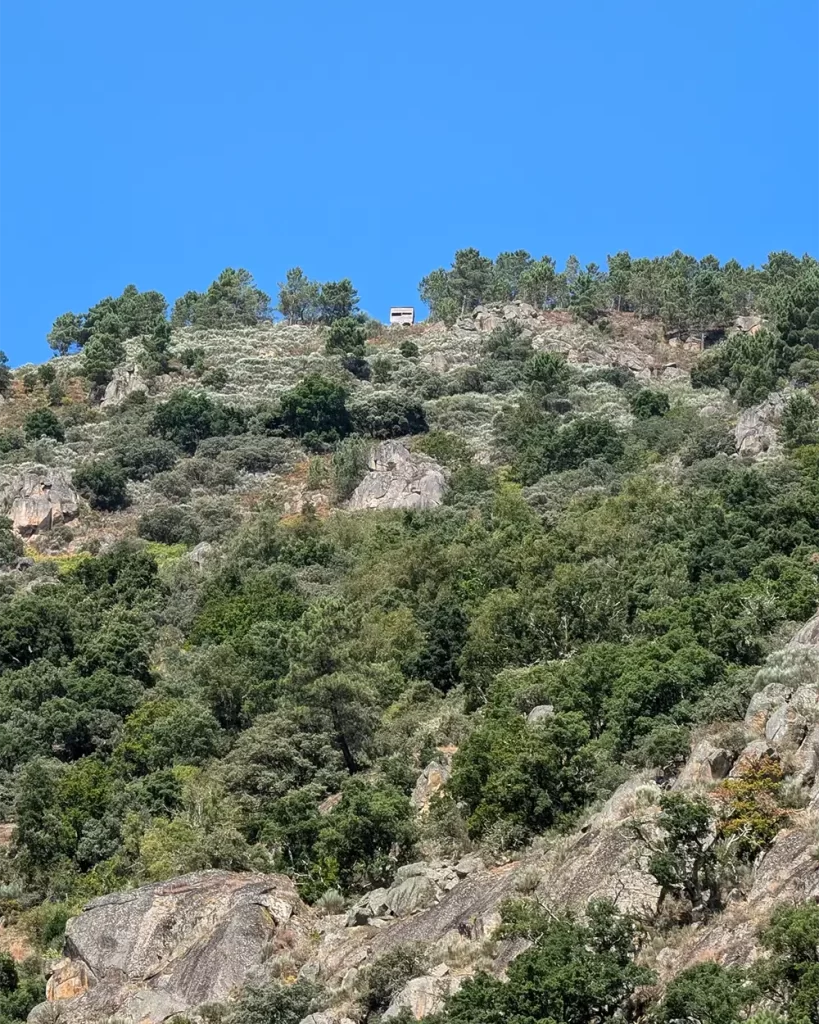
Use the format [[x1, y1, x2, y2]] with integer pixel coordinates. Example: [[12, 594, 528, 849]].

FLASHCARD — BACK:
[[0, 250, 819, 1024]]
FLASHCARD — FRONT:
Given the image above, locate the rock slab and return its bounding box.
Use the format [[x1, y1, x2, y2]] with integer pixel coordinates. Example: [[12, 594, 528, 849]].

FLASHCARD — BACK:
[[348, 441, 447, 512], [0, 465, 79, 536], [30, 870, 310, 1024]]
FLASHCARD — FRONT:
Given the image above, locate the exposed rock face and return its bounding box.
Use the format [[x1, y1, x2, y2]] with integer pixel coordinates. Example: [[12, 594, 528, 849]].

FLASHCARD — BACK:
[[384, 972, 464, 1019], [734, 315, 764, 334], [411, 760, 451, 812], [31, 870, 311, 1024], [526, 704, 555, 725], [735, 393, 785, 459], [348, 442, 447, 512], [673, 740, 734, 788], [0, 465, 80, 536], [787, 608, 819, 650], [100, 364, 147, 408]]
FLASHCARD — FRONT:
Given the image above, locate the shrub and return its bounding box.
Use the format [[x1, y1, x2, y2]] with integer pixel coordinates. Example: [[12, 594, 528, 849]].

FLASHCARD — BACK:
[[525, 352, 572, 393], [483, 321, 533, 362], [74, 460, 130, 511], [325, 316, 366, 355], [111, 434, 179, 480], [23, 408, 64, 443], [630, 389, 671, 419], [152, 389, 245, 453], [279, 375, 349, 441], [330, 437, 371, 499], [179, 346, 206, 372], [197, 435, 288, 474], [413, 430, 471, 468], [657, 962, 753, 1024], [138, 505, 199, 545], [220, 979, 325, 1024], [348, 391, 427, 439], [399, 338, 419, 358], [782, 391, 818, 448], [200, 367, 229, 390], [715, 755, 788, 858], [438, 900, 651, 1024], [363, 945, 429, 1014]]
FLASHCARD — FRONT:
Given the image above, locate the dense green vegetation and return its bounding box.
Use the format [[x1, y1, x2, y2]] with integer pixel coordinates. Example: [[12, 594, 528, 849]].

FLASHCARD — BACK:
[[0, 247, 816, 1022]]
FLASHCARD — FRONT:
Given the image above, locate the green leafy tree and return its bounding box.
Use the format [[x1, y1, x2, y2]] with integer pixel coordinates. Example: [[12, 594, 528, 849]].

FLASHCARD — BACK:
[[23, 407, 65, 442], [279, 375, 350, 441], [607, 251, 632, 311], [316, 279, 359, 323], [782, 391, 819, 449], [47, 311, 89, 354], [435, 899, 651, 1024], [630, 389, 671, 419], [277, 267, 321, 323], [449, 710, 595, 840], [657, 962, 753, 1024], [758, 902, 819, 1023], [171, 269, 270, 328], [420, 267, 459, 325], [83, 333, 125, 386], [325, 316, 366, 356], [151, 389, 244, 453], [641, 793, 723, 916], [519, 255, 558, 309], [0, 351, 12, 395], [491, 250, 533, 301], [74, 460, 130, 511], [140, 318, 174, 376]]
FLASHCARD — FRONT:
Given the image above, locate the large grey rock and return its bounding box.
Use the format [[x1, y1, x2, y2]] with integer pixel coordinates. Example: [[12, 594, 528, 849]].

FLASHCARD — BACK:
[[0, 465, 80, 536], [788, 610, 819, 651], [101, 364, 147, 408], [526, 704, 555, 724], [346, 887, 390, 926], [735, 393, 785, 459], [734, 315, 764, 334], [673, 740, 734, 788], [385, 874, 436, 917], [765, 705, 808, 750], [411, 760, 451, 813], [31, 870, 311, 1024], [383, 974, 464, 1019], [745, 683, 795, 734], [348, 442, 447, 512], [729, 738, 776, 777]]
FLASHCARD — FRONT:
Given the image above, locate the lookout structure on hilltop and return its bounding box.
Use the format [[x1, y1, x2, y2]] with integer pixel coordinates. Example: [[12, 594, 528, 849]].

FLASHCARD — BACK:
[[389, 306, 414, 326]]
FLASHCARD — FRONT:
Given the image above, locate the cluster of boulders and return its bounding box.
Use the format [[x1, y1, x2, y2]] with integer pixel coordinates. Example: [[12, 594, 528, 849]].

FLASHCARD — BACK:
[[345, 856, 484, 927]]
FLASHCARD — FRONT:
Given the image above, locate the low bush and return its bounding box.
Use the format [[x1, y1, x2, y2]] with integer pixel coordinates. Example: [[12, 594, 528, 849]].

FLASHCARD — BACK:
[[74, 460, 130, 511]]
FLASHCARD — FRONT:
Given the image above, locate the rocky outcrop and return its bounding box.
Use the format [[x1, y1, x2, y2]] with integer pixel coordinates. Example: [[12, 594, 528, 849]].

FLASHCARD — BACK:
[[347, 442, 447, 512], [100, 364, 147, 408], [0, 465, 79, 536], [734, 315, 764, 334], [384, 970, 464, 1019], [735, 393, 785, 459], [526, 704, 555, 725], [673, 740, 734, 788], [411, 759, 451, 813], [31, 870, 311, 1024]]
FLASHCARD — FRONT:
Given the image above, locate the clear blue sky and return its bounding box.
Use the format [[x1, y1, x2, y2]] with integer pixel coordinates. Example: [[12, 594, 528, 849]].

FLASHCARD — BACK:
[[1, 0, 817, 366]]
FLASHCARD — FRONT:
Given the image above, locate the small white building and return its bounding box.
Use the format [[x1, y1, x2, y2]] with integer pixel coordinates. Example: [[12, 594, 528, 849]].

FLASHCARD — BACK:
[[389, 306, 415, 326]]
